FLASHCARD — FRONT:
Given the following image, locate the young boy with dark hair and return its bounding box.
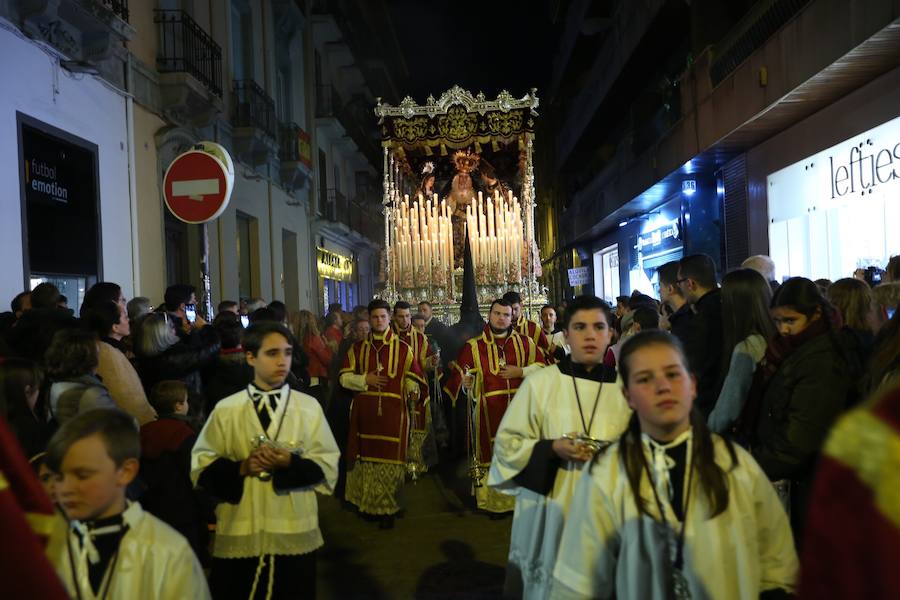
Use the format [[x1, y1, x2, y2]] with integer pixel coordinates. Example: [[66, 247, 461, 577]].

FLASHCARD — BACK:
[[192, 322, 340, 599], [140, 380, 207, 563], [46, 408, 210, 599]]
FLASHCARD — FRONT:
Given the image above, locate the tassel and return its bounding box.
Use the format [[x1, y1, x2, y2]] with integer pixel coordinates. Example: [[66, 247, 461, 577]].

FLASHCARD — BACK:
[[378, 398, 382, 417]]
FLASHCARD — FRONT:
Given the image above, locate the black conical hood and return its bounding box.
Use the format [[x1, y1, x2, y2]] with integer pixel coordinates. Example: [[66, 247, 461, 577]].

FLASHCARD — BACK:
[[459, 230, 481, 323]]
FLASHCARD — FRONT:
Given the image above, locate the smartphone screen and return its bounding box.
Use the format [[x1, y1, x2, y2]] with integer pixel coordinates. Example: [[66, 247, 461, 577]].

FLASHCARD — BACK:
[[185, 304, 197, 324], [240, 315, 250, 328], [888, 307, 897, 320]]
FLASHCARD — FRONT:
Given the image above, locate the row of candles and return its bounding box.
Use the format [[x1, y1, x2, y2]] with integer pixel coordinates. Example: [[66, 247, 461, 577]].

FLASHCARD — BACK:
[[390, 190, 524, 287], [466, 191, 523, 282], [393, 194, 454, 285]]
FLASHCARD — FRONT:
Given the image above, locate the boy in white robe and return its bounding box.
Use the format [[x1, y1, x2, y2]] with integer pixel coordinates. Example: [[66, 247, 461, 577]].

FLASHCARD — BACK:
[[551, 330, 797, 600], [488, 296, 632, 599], [192, 322, 340, 599], [46, 408, 210, 600]]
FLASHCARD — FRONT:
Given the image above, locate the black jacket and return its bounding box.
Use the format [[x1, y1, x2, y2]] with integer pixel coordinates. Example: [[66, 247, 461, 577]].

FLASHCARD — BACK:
[[136, 326, 221, 400], [752, 329, 857, 536], [679, 289, 723, 416]]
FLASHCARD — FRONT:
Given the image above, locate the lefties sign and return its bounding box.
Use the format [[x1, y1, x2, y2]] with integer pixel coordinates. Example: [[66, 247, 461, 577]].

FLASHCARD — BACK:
[[163, 142, 234, 224], [768, 113, 900, 221]]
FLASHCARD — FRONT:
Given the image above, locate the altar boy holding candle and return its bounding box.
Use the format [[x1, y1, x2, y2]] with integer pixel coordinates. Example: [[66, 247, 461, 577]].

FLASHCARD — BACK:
[[192, 322, 340, 600]]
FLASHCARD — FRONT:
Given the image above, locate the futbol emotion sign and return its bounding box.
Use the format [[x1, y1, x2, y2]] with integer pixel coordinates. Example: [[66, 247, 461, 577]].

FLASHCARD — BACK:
[[163, 142, 234, 224]]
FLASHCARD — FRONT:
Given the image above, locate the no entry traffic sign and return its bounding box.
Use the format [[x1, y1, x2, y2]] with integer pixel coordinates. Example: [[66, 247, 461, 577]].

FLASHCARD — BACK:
[[163, 142, 234, 224]]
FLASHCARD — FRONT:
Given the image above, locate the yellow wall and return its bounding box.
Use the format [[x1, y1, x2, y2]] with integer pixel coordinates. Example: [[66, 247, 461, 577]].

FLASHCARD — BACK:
[[132, 106, 167, 302]]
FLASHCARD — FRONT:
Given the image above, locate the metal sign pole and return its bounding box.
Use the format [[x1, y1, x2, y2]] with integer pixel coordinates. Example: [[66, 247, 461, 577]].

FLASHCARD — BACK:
[[200, 221, 213, 321]]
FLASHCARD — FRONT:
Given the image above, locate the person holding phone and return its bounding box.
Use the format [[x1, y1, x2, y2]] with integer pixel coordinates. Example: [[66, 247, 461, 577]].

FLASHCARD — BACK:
[[163, 284, 207, 335]]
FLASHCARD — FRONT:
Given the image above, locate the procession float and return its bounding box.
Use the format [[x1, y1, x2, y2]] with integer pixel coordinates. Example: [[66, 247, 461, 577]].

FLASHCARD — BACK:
[[374, 86, 547, 319]]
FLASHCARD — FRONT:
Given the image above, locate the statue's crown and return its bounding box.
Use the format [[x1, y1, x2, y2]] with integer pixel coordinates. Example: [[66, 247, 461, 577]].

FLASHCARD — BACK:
[[452, 150, 480, 174]]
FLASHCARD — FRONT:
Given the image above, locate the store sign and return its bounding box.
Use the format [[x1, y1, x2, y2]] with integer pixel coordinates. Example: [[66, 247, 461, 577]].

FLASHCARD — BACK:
[[317, 247, 353, 281], [636, 219, 680, 254], [19, 114, 100, 277], [769, 113, 900, 221], [567, 266, 591, 286]]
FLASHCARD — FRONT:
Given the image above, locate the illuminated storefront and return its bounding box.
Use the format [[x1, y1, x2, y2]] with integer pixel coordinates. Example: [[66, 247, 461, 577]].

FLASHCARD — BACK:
[[766, 114, 900, 281], [317, 246, 355, 310]]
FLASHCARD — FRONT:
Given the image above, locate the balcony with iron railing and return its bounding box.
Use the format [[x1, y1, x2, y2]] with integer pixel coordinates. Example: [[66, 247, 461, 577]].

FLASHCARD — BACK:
[[231, 80, 278, 165], [322, 188, 383, 245], [154, 9, 222, 98], [102, 0, 129, 23], [233, 80, 277, 139]]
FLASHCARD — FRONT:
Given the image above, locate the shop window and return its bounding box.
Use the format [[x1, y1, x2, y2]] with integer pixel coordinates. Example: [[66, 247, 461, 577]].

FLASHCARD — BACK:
[[17, 113, 102, 293], [593, 245, 620, 306]]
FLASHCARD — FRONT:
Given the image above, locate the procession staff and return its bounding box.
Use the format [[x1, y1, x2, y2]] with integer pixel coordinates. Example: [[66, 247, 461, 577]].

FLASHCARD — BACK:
[[551, 330, 797, 600], [340, 299, 427, 529], [391, 301, 437, 472], [488, 296, 631, 599], [443, 299, 543, 514], [503, 291, 552, 362]]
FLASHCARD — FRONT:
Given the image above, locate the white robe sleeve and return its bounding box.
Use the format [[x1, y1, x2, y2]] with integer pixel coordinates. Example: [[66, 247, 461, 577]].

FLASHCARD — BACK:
[[190, 405, 233, 486], [301, 399, 341, 495], [551, 463, 620, 599], [522, 362, 544, 377], [163, 539, 212, 600], [487, 373, 546, 490], [750, 454, 799, 592]]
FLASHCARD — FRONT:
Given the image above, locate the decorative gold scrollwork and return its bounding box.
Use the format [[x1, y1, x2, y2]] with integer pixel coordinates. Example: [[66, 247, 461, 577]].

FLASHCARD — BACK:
[[437, 105, 478, 142], [393, 117, 429, 142]]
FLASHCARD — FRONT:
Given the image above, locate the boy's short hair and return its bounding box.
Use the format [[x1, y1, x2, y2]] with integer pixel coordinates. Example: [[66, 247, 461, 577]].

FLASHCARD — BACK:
[[632, 306, 661, 331], [213, 312, 243, 349], [393, 301, 411, 313], [243, 322, 294, 356], [150, 380, 189, 415], [46, 408, 140, 470], [563, 295, 613, 330], [217, 300, 238, 314], [368, 299, 390, 314], [411, 313, 426, 324], [502, 291, 522, 305]]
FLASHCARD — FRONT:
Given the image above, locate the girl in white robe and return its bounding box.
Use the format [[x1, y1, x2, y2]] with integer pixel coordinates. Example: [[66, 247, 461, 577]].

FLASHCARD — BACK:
[[551, 330, 798, 600], [488, 297, 632, 599]]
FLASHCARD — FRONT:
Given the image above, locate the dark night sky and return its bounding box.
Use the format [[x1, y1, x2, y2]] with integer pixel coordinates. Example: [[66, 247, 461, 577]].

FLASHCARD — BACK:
[[386, 0, 559, 102]]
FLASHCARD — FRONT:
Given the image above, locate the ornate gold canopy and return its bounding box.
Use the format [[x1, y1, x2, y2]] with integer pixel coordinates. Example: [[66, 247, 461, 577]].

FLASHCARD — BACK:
[[375, 86, 539, 150]]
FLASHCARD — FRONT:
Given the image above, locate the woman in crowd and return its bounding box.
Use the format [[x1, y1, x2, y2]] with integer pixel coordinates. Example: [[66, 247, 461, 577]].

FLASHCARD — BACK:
[[828, 277, 879, 363], [45, 328, 116, 424], [134, 312, 220, 415], [708, 268, 775, 433], [0, 357, 53, 458], [740, 277, 859, 541], [552, 330, 797, 599], [84, 300, 156, 425], [79, 281, 126, 317], [323, 310, 343, 352], [865, 308, 900, 394], [294, 309, 333, 408]]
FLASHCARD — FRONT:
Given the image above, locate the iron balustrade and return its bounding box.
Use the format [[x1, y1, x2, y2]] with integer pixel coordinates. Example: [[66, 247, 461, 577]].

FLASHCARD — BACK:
[[154, 10, 223, 97], [102, 0, 129, 21], [233, 80, 277, 139], [279, 122, 312, 167], [326, 189, 349, 227]]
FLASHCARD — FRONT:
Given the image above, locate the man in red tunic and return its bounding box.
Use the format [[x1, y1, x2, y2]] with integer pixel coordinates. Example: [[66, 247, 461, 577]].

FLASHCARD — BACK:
[[391, 301, 437, 475], [340, 299, 426, 529], [444, 299, 544, 514], [503, 291, 551, 363]]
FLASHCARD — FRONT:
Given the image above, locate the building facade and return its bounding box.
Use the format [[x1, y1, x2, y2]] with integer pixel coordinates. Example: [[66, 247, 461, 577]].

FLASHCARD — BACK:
[[1, 0, 388, 315]]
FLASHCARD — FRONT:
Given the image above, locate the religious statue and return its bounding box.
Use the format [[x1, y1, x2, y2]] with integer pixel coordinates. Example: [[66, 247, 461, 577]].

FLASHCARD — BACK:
[[446, 149, 480, 267]]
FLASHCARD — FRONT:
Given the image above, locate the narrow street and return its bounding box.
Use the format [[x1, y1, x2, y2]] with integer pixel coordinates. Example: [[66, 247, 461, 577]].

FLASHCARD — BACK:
[[317, 461, 512, 599]]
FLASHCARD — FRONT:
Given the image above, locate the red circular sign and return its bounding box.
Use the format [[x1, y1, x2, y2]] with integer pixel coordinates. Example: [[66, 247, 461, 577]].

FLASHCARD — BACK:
[[163, 150, 230, 224]]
